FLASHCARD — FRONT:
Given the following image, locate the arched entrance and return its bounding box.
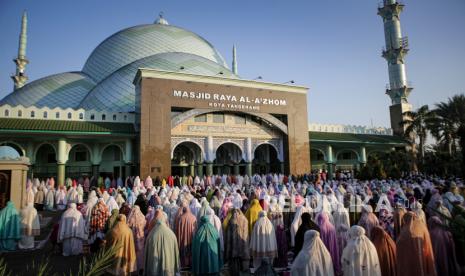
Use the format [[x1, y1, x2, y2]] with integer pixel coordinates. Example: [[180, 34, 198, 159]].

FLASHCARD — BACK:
[[66, 144, 92, 179], [214, 143, 243, 175], [33, 143, 57, 178], [100, 145, 124, 179], [253, 144, 281, 174], [171, 142, 203, 177]]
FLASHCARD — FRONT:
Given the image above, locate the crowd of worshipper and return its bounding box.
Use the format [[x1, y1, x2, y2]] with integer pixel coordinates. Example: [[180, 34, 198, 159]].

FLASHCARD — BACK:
[[0, 172, 464, 276]]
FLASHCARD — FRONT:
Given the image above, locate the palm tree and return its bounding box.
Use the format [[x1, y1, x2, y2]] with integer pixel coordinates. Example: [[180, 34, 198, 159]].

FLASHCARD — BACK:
[[401, 105, 433, 164], [445, 94, 465, 173], [427, 101, 457, 156]]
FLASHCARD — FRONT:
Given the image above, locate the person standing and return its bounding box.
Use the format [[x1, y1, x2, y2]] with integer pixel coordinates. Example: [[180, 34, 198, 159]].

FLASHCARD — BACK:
[[396, 212, 436, 276], [105, 214, 137, 276], [192, 216, 223, 276], [175, 203, 197, 268], [224, 207, 249, 275], [144, 220, 180, 276], [0, 201, 21, 251], [249, 211, 278, 272], [58, 203, 87, 256], [341, 225, 381, 276], [291, 230, 334, 276], [127, 205, 146, 271], [18, 202, 40, 249]]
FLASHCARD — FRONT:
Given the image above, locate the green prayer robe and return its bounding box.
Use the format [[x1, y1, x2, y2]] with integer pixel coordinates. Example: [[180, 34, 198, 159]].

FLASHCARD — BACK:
[[144, 220, 180, 276], [192, 216, 223, 276], [0, 201, 21, 251]]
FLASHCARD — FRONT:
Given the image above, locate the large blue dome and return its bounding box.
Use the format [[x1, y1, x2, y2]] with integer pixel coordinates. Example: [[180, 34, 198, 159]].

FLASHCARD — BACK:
[[82, 23, 229, 83], [79, 52, 236, 112], [0, 18, 234, 111]]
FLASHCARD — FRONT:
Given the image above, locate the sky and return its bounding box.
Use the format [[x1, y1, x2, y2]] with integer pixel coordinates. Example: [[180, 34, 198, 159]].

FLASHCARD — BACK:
[[0, 0, 464, 128]]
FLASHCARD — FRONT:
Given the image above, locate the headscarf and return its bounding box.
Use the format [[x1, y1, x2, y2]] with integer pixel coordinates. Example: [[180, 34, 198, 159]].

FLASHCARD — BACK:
[[396, 212, 436, 276], [90, 199, 110, 236], [245, 199, 263, 235], [341, 225, 381, 276], [358, 205, 379, 238], [58, 203, 86, 248], [192, 216, 223, 275], [371, 226, 397, 276], [294, 212, 320, 257], [224, 208, 249, 274], [317, 212, 341, 275], [291, 230, 334, 276], [175, 203, 197, 267], [290, 205, 309, 247], [427, 216, 460, 276], [250, 211, 277, 259], [144, 220, 180, 276], [105, 209, 120, 233], [19, 202, 40, 236], [0, 201, 21, 250], [105, 214, 137, 275]]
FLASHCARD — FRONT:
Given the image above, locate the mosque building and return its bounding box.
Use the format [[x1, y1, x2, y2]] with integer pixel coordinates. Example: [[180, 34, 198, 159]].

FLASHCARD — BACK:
[[0, 9, 406, 192]]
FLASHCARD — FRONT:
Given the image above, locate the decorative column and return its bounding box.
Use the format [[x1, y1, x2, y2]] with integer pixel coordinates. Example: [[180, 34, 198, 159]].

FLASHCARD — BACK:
[[189, 162, 195, 177], [245, 137, 253, 176], [57, 139, 68, 186], [359, 146, 367, 166], [205, 136, 214, 176], [124, 139, 133, 178], [26, 142, 34, 179], [197, 164, 203, 177], [91, 143, 101, 178], [233, 164, 240, 175], [325, 145, 334, 180]]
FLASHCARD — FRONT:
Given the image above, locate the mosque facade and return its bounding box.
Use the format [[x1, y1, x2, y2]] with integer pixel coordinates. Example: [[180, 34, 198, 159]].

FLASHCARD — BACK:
[[0, 13, 405, 191]]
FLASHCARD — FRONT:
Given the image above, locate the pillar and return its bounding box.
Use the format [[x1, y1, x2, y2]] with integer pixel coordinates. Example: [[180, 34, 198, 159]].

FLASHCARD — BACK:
[[246, 162, 252, 176], [326, 145, 334, 180], [233, 164, 240, 175], [189, 163, 195, 177], [57, 164, 65, 186], [125, 163, 132, 178], [359, 146, 367, 166], [206, 162, 213, 176], [280, 162, 285, 174], [197, 164, 203, 177], [57, 139, 68, 186], [92, 164, 99, 178]]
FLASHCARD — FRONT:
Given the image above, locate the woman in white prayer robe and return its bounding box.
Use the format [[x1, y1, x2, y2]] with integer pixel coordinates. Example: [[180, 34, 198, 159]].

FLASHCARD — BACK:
[[55, 186, 67, 210], [45, 186, 55, 211], [58, 203, 87, 256], [105, 196, 119, 213], [250, 211, 277, 272], [291, 230, 334, 276], [18, 203, 40, 249], [341, 225, 381, 276]]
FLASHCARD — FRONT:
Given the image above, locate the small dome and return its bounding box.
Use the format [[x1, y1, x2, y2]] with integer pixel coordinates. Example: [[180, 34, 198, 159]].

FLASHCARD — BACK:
[[0, 146, 21, 160], [0, 72, 95, 109]]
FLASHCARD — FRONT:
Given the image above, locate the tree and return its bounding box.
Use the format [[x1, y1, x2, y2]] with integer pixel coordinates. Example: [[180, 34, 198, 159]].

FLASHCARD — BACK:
[[400, 105, 433, 165], [445, 94, 465, 173], [427, 101, 457, 156]]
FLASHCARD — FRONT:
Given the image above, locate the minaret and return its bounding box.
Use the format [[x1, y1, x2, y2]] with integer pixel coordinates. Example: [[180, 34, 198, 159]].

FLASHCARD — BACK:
[[378, 0, 413, 136], [232, 45, 238, 75], [11, 11, 29, 90]]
